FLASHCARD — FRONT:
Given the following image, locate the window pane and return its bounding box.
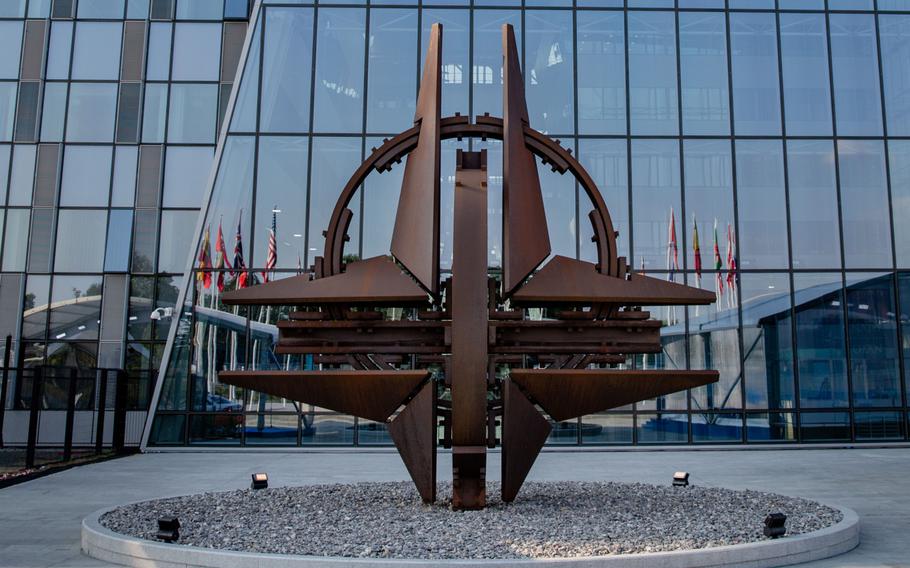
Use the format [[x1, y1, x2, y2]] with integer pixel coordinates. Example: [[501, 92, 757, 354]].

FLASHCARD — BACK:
[[526, 10, 574, 135], [49, 276, 102, 342], [146, 23, 172, 82], [307, 138, 361, 260], [159, 210, 200, 273], [741, 273, 795, 410], [163, 146, 215, 208], [422, 9, 469, 120], [261, 7, 314, 133], [66, 83, 118, 142], [105, 210, 134, 272], [632, 139, 680, 270], [367, 9, 417, 135], [679, 12, 729, 136], [838, 140, 892, 269], [880, 15, 910, 136], [78, 0, 125, 18], [46, 22, 73, 80], [313, 8, 366, 133], [830, 14, 883, 136], [795, 273, 848, 409], [539, 149, 577, 259], [2, 209, 29, 271], [72, 22, 123, 80], [9, 144, 36, 206], [780, 13, 832, 136], [688, 272, 742, 412], [747, 413, 796, 442], [142, 83, 168, 143], [200, 136, 254, 265], [229, 16, 260, 133], [629, 11, 678, 135], [172, 23, 222, 81], [730, 12, 781, 136], [255, 137, 308, 269], [578, 139, 629, 262], [576, 11, 625, 135], [112, 146, 138, 207], [176, 0, 221, 19], [800, 412, 850, 442], [735, 140, 788, 269], [40, 82, 67, 142], [787, 140, 841, 269], [473, 10, 521, 118], [60, 145, 113, 206], [0, 145, 9, 202], [55, 210, 107, 272], [846, 273, 901, 408], [167, 84, 218, 143], [899, 273, 910, 403], [0, 22, 23, 80], [0, 83, 16, 142], [683, 140, 734, 272], [0, 0, 25, 17], [127, 0, 150, 19]]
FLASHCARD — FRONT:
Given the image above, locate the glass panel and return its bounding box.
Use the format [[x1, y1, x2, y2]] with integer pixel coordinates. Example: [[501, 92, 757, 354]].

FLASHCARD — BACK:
[[800, 412, 850, 442], [830, 14, 883, 136], [787, 140, 841, 269], [244, 414, 298, 445], [142, 83, 168, 143], [735, 140, 788, 269], [163, 146, 215, 208], [730, 0, 774, 7], [741, 273, 795, 410], [200, 136, 254, 267], [172, 23, 222, 81], [838, 140, 892, 269], [899, 273, 910, 403], [829, 0, 874, 9], [628, 11, 678, 135], [576, 10, 625, 136], [855, 411, 903, 440], [880, 15, 910, 136], [23, 275, 50, 341], [0, 145, 9, 202], [367, 9, 417, 134], [0, 22, 23, 80], [105, 210, 134, 272], [473, 10, 521, 118], [794, 273, 848, 409], [680, 0, 725, 6], [188, 414, 242, 445], [167, 84, 218, 143], [422, 9, 469, 119], [112, 147, 138, 207], [259, 8, 313, 134], [846, 273, 901, 407], [780, 0, 825, 9], [49, 276, 102, 342], [525, 10, 574, 135], [307, 137, 361, 259], [159, 210, 200, 273], [54, 210, 107, 272], [176, 0, 222, 19], [229, 16, 260, 133], [580, 414, 633, 444], [72, 22, 122, 81], [60, 146, 113, 207], [780, 13, 832, 136], [683, 140, 734, 273], [679, 12, 730, 136], [146, 23, 172, 81], [77, 0, 125, 18], [539, 150, 577, 259], [0, 0, 24, 17], [225, 0, 250, 19], [255, 137, 309, 269], [300, 414, 354, 445], [730, 12, 781, 136], [47, 22, 73, 80], [40, 82, 67, 142], [2, 209, 29, 271], [8, 144, 36, 206], [637, 413, 688, 443], [747, 412, 796, 442], [66, 83, 118, 143], [632, 139, 681, 272], [312, 8, 366, 133], [688, 273, 742, 412], [127, 0, 150, 19], [692, 413, 743, 442], [0, 83, 15, 142], [890, 141, 910, 267], [578, 139, 629, 263]]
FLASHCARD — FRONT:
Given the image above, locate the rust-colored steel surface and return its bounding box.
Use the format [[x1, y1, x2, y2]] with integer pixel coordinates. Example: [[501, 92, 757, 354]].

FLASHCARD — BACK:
[[217, 23, 719, 509]]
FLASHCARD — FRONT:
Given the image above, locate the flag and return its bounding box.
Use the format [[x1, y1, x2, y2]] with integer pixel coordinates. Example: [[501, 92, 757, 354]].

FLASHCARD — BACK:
[[232, 211, 248, 288], [666, 207, 679, 279], [692, 215, 702, 288], [297, 252, 303, 275], [726, 223, 737, 306], [214, 219, 231, 292], [196, 226, 212, 289], [263, 210, 277, 283], [713, 219, 724, 301]]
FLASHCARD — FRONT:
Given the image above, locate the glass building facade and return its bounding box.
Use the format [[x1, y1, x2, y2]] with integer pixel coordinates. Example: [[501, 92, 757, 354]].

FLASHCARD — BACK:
[[3, 0, 910, 447]]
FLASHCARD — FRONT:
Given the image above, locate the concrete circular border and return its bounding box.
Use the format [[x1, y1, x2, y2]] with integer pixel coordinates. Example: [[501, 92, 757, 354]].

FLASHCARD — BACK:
[[82, 502, 859, 568]]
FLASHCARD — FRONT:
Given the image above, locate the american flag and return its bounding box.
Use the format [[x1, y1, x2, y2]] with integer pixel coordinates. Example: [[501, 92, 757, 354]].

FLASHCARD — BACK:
[[263, 210, 277, 283], [233, 211, 248, 288]]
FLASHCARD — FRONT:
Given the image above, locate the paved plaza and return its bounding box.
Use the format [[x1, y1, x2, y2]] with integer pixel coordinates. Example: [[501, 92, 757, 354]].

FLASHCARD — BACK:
[[0, 447, 907, 567]]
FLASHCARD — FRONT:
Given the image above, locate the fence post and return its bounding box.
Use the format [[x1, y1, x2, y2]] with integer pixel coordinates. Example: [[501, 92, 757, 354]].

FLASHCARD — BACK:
[[112, 370, 127, 452], [0, 335, 11, 448], [95, 369, 108, 454], [25, 367, 42, 469], [63, 368, 78, 462]]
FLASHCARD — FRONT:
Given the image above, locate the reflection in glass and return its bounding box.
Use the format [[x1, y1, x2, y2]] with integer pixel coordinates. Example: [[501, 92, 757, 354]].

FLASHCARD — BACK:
[[22, 275, 50, 341], [637, 413, 688, 443], [163, 147, 215, 208], [168, 84, 218, 143], [262, 7, 314, 133], [855, 411, 904, 440], [146, 23, 172, 82], [779, 13, 832, 136], [142, 83, 168, 143], [525, 10, 574, 135], [66, 83, 118, 143], [688, 274, 742, 412], [746, 413, 796, 442], [576, 10, 625, 135], [631, 139, 680, 271], [800, 412, 850, 442], [55, 210, 107, 272], [794, 273, 848, 409], [473, 10, 520, 119], [692, 413, 742, 443], [422, 9, 469, 119], [580, 414, 633, 444], [2, 209, 29, 271], [105, 210, 133, 272], [112, 147, 138, 207], [255, 137, 308, 269], [538, 154, 576, 260], [72, 22, 123, 81], [201, 136, 254, 265], [730, 12, 781, 136], [0, 83, 16, 141], [881, 16, 910, 136], [77, 0, 125, 18], [683, 139, 733, 271], [578, 139, 628, 262], [40, 83, 66, 142], [46, 21, 73, 80], [172, 23, 222, 82], [8, 144, 36, 206], [60, 146, 113, 207], [830, 14, 883, 136], [637, 330, 688, 411], [48, 275, 103, 344], [787, 140, 840, 269], [846, 274, 901, 408], [159, 211, 200, 273], [362, 136, 402, 262], [230, 17, 260, 133], [679, 12, 729, 136], [307, 138, 361, 260], [367, 9, 417, 134], [313, 8, 366, 133], [838, 140, 892, 269], [735, 140, 788, 269], [628, 11, 678, 135], [0, 22, 23, 80], [740, 273, 794, 410]]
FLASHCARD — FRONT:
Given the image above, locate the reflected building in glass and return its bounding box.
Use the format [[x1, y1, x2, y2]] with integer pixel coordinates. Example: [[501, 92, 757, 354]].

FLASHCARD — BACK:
[[2, 0, 910, 447]]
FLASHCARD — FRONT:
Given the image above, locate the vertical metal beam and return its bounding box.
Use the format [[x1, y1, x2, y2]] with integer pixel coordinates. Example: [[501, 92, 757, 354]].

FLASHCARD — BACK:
[[113, 370, 127, 452], [0, 335, 10, 448], [63, 368, 78, 462], [450, 149, 488, 510], [26, 367, 42, 469], [96, 369, 108, 454]]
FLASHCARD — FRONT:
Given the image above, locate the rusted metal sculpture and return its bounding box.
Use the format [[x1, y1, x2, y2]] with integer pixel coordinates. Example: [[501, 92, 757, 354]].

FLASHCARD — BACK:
[[220, 24, 719, 510]]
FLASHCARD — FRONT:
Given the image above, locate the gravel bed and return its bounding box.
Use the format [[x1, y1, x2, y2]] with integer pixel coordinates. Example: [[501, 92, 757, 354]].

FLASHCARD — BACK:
[[99, 481, 842, 559]]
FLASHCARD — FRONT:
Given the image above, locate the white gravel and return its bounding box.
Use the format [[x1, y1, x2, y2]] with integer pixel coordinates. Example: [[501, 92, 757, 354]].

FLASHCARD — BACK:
[[99, 481, 842, 559]]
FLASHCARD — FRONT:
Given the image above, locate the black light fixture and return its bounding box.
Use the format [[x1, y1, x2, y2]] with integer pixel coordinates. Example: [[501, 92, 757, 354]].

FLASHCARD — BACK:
[[251, 472, 269, 490], [763, 513, 787, 538], [156, 516, 180, 543], [672, 471, 690, 487]]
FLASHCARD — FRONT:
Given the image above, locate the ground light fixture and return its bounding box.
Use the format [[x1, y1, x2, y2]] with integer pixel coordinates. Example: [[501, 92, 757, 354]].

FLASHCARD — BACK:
[[763, 513, 788, 538], [156, 516, 180, 542], [672, 471, 690, 487], [251, 472, 269, 490]]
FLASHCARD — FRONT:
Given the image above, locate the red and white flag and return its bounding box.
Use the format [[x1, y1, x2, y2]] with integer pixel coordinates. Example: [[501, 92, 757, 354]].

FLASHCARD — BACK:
[[262, 210, 277, 283]]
